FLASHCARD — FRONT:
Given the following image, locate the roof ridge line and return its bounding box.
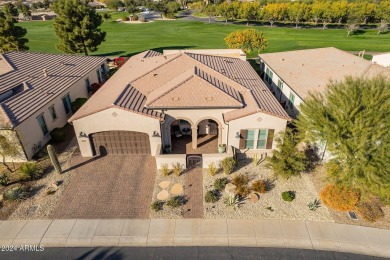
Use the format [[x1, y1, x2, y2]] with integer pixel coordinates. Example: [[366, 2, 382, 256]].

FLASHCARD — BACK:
[[145, 68, 195, 106], [130, 53, 182, 84], [185, 52, 242, 61], [194, 67, 243, 105]]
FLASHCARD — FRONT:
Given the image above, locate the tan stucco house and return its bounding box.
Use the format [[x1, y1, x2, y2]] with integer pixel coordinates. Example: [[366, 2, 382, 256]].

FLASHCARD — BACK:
[[259, 47, 390, 118], [69, 49, 290, 168], [259, 47, 390, 159], [0, 52, 107, 162]]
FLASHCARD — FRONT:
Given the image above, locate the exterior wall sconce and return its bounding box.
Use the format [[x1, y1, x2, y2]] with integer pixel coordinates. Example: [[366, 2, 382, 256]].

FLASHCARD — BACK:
[[235, 132, 241, 138], [152, 131, 160, 137], [79, 131, 88, 138]]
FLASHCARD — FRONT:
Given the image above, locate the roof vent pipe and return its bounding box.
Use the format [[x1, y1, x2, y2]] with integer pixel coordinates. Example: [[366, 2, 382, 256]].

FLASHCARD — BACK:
[[43, 69, 48, 77]]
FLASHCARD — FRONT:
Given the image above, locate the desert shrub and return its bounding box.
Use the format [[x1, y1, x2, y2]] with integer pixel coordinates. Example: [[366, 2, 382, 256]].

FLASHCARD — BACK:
[[221, 157, 236, 174], [356, 199, 384, 222], [20, 162, 42, 181], [235, 185, 250, 198], [131, 14, 138, 21], [121, 15, 129, 21], [207, 162, 218, 176], [71, 98, 88, 113], [320, 184, 360, 211], [0, 173, 10, 186], [3, 185, 28, 201], [232, 174, 248, 187], [224, 194, 240, 208], [166, 196, 183, 208], [205, 190, 219, 203], [308, 199, 321, 211], [160, 164, 170, 177], [172, 162, 184, 176], [151, 200, 164, 212], [251, 180, 267, 194], [267, 129, 307, 179], [281, 191, 295, 202], [214, 178, 229, 191], [50, 127, 66, 143]]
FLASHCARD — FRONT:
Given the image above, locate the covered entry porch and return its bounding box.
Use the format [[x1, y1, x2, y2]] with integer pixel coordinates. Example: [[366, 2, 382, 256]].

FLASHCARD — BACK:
[[163, 117, 223, 154]]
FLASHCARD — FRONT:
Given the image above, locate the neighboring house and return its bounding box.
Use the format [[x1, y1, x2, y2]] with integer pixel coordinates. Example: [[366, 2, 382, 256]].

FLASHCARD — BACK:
[[69, 49, 290, 166], [259, 47, 389, 118], [0, 52, 107, 162], [372, 53, 390, 68], [259, 47, 390, 159]]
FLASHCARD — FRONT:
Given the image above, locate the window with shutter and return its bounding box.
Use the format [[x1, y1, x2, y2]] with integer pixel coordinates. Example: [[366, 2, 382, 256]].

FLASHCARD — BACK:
[[239, 130, 247, 149], [266, 129, 275, 149]]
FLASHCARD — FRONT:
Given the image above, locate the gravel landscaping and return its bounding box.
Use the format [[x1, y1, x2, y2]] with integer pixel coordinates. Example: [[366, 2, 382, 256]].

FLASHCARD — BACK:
[[8, 139, 78, 220], [203, 158, 333, 221], [150, 170, 186, 219]]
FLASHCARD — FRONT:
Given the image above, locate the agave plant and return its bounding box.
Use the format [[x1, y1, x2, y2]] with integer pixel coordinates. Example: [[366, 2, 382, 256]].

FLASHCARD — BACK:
[[224, 194, 240, 208], [308, 199, 321, 211]]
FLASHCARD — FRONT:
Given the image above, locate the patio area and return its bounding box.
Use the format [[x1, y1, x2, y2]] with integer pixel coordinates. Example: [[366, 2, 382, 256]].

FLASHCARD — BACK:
[[171, 134, 218, 154]]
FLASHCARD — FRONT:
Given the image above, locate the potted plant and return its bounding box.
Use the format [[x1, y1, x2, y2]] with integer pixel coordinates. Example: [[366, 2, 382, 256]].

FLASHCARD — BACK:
[[218, 144, 226, 153]]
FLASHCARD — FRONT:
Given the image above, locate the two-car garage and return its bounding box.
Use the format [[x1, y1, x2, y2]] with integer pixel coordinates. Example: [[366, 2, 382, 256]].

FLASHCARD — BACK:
[[90, 131, 151, 155]]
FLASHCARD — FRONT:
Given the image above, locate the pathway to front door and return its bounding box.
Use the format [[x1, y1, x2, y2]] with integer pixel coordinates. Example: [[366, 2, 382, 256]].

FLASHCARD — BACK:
[[183, 168, 203, 218]]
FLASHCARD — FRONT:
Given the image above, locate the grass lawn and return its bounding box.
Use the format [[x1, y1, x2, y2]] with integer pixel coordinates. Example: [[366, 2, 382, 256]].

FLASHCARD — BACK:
[[20, 19, 390, 58]]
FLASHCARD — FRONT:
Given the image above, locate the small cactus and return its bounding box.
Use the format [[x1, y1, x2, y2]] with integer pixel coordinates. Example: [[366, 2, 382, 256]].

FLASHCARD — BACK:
[[47, 145, 62, 174]]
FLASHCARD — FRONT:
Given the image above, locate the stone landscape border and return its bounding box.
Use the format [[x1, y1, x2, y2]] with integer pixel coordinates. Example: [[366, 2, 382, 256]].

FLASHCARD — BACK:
[[0, 219, 389, 258]]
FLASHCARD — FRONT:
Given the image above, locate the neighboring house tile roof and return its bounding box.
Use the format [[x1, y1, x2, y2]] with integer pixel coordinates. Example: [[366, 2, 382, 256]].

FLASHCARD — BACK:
[[0, 52, 106, 128], [70, 50, 290, 123], [259, 47, 390, 100]]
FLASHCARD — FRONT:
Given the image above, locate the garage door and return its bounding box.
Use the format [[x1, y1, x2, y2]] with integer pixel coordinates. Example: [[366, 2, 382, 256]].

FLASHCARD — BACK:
[[90, 131, 151, 155]]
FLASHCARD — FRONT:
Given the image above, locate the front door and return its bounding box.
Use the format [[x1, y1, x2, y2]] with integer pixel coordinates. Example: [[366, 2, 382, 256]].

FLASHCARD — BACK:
[[187, 155, 202, 169]]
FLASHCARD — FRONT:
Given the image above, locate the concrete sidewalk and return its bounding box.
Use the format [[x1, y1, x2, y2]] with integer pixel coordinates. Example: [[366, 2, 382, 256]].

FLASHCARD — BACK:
[[0, 219, 389, 258]]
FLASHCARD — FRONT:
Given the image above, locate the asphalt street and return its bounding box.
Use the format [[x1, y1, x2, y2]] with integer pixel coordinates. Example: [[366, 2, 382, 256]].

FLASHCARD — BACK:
[[0, 247, 384, 260]]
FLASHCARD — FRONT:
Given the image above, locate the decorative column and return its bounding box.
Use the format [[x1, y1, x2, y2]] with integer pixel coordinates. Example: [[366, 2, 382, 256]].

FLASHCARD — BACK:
[[218, 125, 222, 145], [191, 126, 197, 149]]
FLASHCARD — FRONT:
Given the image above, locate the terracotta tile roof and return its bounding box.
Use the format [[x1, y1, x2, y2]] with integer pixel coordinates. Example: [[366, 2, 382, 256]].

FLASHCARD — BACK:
[[186, 52, 289, 121], [70, 50, 290, 123], [259, 47, 390, 100], [146, 69, 243, 109], [0, 52, 106, 128], [142, 50, 162, 59], [114, 84, 163, 119]]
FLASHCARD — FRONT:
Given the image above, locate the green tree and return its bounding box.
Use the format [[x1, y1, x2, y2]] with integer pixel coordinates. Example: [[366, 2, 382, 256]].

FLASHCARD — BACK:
[[296, 76, 390, 204], [0, 134, 22, 172], [0, 10, 28, 52], [224, 28, 267, 54], [53, 0, 106, 56], [4, 3, 19, 17], [106, 0, 124, 10], [376, 1, 390, 24], [331, 0, 348, 25], [310, 1, 323, 26], [203, 4, 216, 23], [287, 2, 308, 28], [20, 4, 31, 19], [238, 2, 259, 26], [217, 1, 233, 24], [267, 129, 307, 179], [261, 3, 287, 27]]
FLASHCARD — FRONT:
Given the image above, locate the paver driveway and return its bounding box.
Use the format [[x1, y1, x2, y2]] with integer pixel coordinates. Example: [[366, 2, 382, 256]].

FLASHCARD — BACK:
[[51, 152, 156, 219]]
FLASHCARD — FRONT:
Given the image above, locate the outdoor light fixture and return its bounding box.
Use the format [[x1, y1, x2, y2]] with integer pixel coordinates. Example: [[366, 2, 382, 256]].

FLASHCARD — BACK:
[[152, 131, 160, 137], [78, 131, 87, 138], [235, 132, 241, 138]]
